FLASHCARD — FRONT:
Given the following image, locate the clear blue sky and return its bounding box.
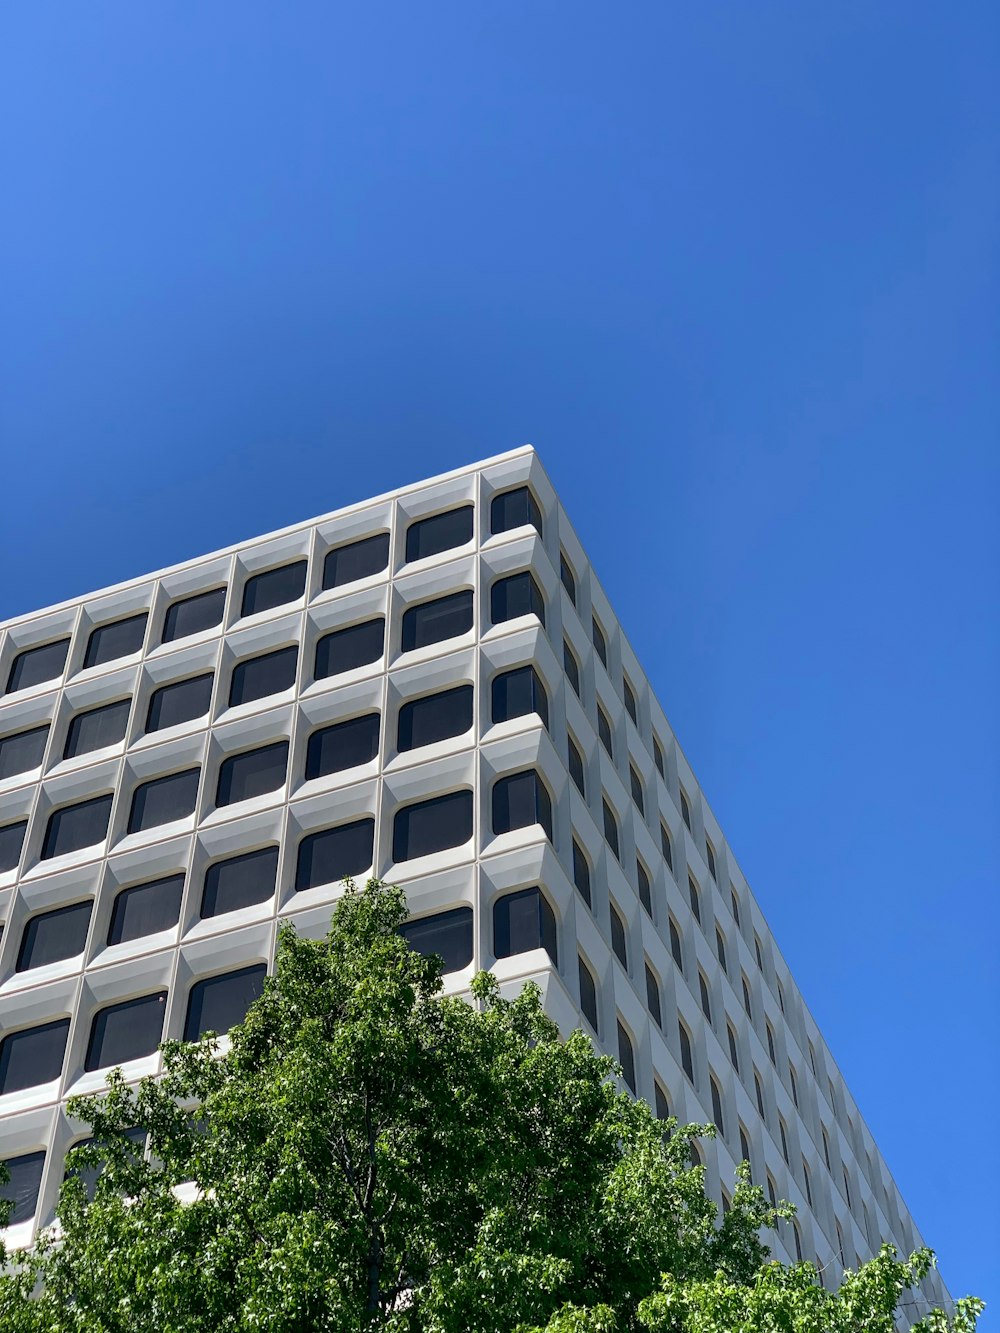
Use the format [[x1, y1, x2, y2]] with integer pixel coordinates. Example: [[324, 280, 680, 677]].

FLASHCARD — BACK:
[[1, 2, 997, 1317]]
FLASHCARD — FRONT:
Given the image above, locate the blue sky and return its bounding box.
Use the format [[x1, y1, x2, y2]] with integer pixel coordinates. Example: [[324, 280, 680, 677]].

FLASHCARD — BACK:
[[1, 2, 997, 1317]]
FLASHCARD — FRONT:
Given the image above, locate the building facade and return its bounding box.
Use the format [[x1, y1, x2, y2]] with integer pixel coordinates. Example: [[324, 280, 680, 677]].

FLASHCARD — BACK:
[[0, 447, 944, 1304]]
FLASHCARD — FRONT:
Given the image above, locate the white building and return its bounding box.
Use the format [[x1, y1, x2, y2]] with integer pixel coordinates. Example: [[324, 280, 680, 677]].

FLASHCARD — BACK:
[[0, 446, 945, 1305]]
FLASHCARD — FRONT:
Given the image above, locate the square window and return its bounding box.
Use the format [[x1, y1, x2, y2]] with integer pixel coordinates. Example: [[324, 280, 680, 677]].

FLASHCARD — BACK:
[[146, 675, 213, 733], [401, 592, 473, 653], [184, 966, 266, 1042], [399, 906, 474, 973], [490, 487, 543, 537], [65, 700, 130, 759], [0, 724, 49, 781], [491, 667, 548, 729], [295, 818, 375, 891], [127, 769, 199, 834], [84, 613, 148, 670], [216, 742, 288, 807], [108, 875, 184, 945], [6, 639, 69, 694], [201, 846, 278, 918], [392, 790, 473, 862], [306, 714, 380, 779], [0, 1020, 70, 1094], [85, 992, 167, 1071], [315, 618, 384, 679], [229, 647, 297, 708], [492, 771, 553, 841], [0, 820, 28, 873], [161, 587, 226, 645], [0, 1151, 45, 1226], [241, 562, 307, 618], [490, 572, 545, 627], [322, 533, 390, 590], [16, 901, 91, 972], [42, 794, 113, 860], [494, 887, 557, 964], [398, 686, 473, 751], [405, 506, 473, 562]]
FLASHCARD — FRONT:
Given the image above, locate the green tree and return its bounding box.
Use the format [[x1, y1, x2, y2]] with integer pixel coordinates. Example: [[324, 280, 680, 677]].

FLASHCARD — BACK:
[[0, 879, 982, 1333]]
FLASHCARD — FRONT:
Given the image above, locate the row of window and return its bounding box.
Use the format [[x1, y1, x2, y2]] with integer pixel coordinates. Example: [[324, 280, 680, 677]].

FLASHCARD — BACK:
[[3, 489, 546, 700]]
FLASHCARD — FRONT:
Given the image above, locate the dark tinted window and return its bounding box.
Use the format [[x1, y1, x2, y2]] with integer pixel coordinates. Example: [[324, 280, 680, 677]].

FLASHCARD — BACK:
[[108, 875, 184, 945], [85, 992, 167, 1071], [492, 770, 553, 841], [653, 737, 665, 777], [637, 860, 652, 914], [306, 714, 380, 779], [17, 902, 91, 972], [322, 533, 390, 589], [65, 1128, 147, 1202], [0, 1151, 45, 1225], [128, 769, 199, 834], [295, 818, 375, 891], [680, 788, 692, 830], [669, 919, 684, 970], [660, 824, 673, 870], [0, 1020, 69, 1094], [654, 1083, 670, 1121], [597, 707, 613, 757], [229, 646, 297, 708], [578, 956, 598, 1031], [567, 736, 585, 796], [401, 591, 473, 652], [42, 794, 113, 860], [493, 887, 557, 964], [315, 618, 384, 679], [630, 766, 644, 815], [711, 1079, 725, 1136], [65, 700, 130, 758], [563, 640, 580, 696], [398, 685, 473, 751], [405, 506, 473, 562], [202, 847, 278, 918], [184, 965, 266, 1041], [490, 487, 542, 537], [699, 973, 712, 1022], [146, 674, 213, 733], [560, 554, 576, 605], [216, 742, 288, 807], [610, 904, 627, 968], [592, 618, 608, 667], [162, 587, 226, 644], [241, 561, 307, 618], [0, 820, 27, 873], [393, 790, 472, 862], [679, 1023, 695, 1082], [617, 1021, 636, 1093], [491, 667, 548, 729], [623, 678, 638, 724], [6, 639, 69, 694], [572, 840, 591, 907], [706, 840, 717, 879], [688, 875, 701, 924], [399, 907, 473, 973], [84, 613, 148, 670], [0, 725, 49, 780], [490, 572, 545, 627], [602, 800, 620, 859], [645, 963, 662, 1027]]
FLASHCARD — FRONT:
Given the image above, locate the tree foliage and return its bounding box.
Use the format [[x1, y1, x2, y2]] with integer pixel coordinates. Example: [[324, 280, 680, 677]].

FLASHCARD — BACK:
[[0, 879, 982, 1333]]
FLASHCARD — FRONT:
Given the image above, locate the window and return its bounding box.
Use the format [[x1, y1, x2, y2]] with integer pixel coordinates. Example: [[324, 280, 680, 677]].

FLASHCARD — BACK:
[[216, 742, 287, 807], [629, 766, 645, 816], [730, 887, 741, 926], [766, 1175, 777, 1210], [644, 963, 662, 1027], [295, 818, 375, 890], [739, 1126, 751, 1163], [400, 907, 474, 973], [741, 975, 753, 1019], [229, 646, 297, 708], [754, 1070, 767, 1121], [492, 771, 553, 841], [17, 902, 91, 972], [399, 685, 473, 750], [65, 699, 130, 758], [668, 918, 683, 971], [162, 587, 226, 644], [491, 572, 545, 627], [322, 532, 390, 590], [128, 769, 199, 834], [201, 846, 278, 918], [721, 1188, 731, 1215], [0, 820, 27, 873], [393, 790, 473, 861], [654, 1083, 670, 1121], [727, 1024, 739, 1071], [789, 1063, 799, 1108], [793, 1221, 803, 1263], [827, 1079, 838, 1114], [842, 1167, 852, 1209], [65, 1128, 147, 1202], [0, 725, 49, 780], [567, 736, 586, 796], [405, 506, 473, 562], [808, 1040, 817, 1077], [636, 860, 652, 915], [315, 616, 385, 678], [146, 674, 213, 734], [578, 956, 598, 1032], [184, 965, 267, 1041], [85, 992, 166, 1071], [698, 972, 712, 1023], [679, 788, 692, 830], [609, 904, 627, 969], [765, 1021, 776, 1066], [401, 590, 474, 652], [494, 887, 557, 964], [660, 823, 673, 870], [777, 980, 785, 1014], [678, 1022, 694, 1083], [490, 487, 542, 537], [563, 640, 580, 696], [687, 875, 701, 924], [559, 553, 576, 605], [652, 736, 665, 778], [754, 934, 764, 969], [596, 706, 613, 757], [108, 875, 184, 945], [491, 667, 548, 728], [591, 617, 608, 667], [822, 1126, 832, 1171], [836, 1221, 846, 1267], [602, 800, 619, 859], [0, 1151, 45, 1225], [715, 928, 728, 973], [572, 840, 591, 907], [307, 714, 380, 778], [241, 561, 307, 618], [705, 839, 716, 880], [42, 794, 113, 859], [84, 613, 148, 670], [6, 639, 69, 694], [802, 1160, 813, 1207], [710, 1076, 725, 1136], [779, 1119, 789, 1163], [617, 1021, 636, 1093], [623, 678, 638, 724]]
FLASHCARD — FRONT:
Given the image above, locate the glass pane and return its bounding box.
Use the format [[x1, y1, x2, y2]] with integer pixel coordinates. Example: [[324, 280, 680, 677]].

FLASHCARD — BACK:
[[314, 619, 384, 679], [17, 901, 91, 972], [491, 573, 544, 626], [146, 674, 213, 733], [397, 685, 473, 751], [201, 847, 278, 918], [216, 742, 288, 806], [0, 1151, 45, 1226], [229, 646, 297, 707], [0, 820, 27, 873], [108, 875, 184, 945], [645, 965, 662, 1026], [64, 699, 130, 758], [572, 842, 591, 907], [617, 1021, 636, 1093], [400, 591, 473, 652], [306, 714, 380, 779], [0, 725, 49, 780], [578, 957, 598, 1031], [493, 887, 556, 963], [560, 554, 576, 604], [85, 992, 167, 1071], [492, 771, 552, 840], [84, 613, 148, 669], [6, 639, 69, 693], [0, 1020, 70, 1094], [405, 506, 473, 562], [392, 790, 472, 861], [322, 533, 390, 589], [128, 769, 199, 834], [42, 795, 113, 859], [65, 1128, 147, 1202], [569, 739, 586, 794], [399, 907, 473, 972], [563, 641, 580, 695], [610, 907, 627, 967], [161, 587, 226, 644], [184, 965, 266, 1041], [295, 818, 375, 891], [490, 666, 548, 728], [490, 487, 542, 537], [603, 802, 619, 858], [592, 619, 607, 666], [240, 561, 307, 617]]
